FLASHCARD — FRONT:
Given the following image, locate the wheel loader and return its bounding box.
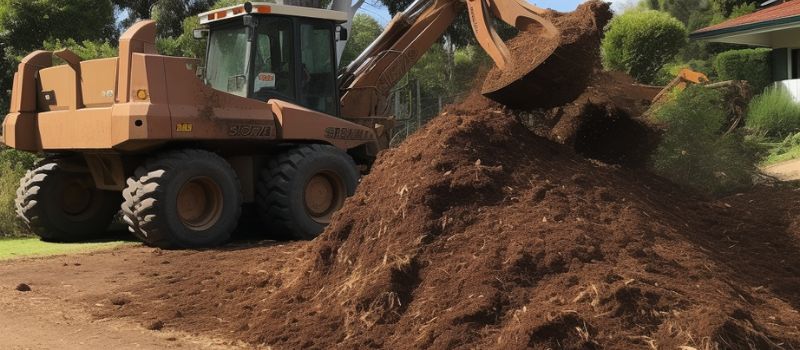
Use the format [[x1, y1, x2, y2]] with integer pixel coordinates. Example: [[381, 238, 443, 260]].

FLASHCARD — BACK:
[[2, 0, 559, 248]]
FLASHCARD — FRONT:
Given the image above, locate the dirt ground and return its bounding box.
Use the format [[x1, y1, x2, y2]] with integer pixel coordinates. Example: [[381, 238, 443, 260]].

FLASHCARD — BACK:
[[2, 175, 800, 349], [0, 245, 269, 350], [764, 159, 800, 181]]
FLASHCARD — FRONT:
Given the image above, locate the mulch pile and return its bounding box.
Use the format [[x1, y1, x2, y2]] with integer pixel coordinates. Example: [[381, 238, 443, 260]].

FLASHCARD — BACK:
[[514, 71, 664, 167], [100, 110, 800, 349], [95, 1, 800, 349]]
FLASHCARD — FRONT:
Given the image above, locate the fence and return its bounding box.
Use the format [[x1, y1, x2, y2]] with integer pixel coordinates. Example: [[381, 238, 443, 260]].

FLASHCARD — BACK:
[[387, 79, 468, 146]]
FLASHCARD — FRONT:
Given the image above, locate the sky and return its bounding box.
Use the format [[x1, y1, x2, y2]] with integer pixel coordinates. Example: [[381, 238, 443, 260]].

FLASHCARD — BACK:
[[358, 0, 634, 25]]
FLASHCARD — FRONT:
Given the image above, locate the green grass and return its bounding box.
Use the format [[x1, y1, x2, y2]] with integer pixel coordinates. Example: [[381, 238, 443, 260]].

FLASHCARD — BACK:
[[0, 237, 130, 261], [762, 144, 800, 166], [758, 132, 800, 166], [747, 87, 800, 137]]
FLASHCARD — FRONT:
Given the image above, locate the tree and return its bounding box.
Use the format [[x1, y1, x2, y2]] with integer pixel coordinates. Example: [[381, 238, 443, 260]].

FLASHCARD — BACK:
[[378, 0, 511, 47], [0, 0, 116, 52], [114, 0, 214, 36], [43, 39, 118, 60], [657, 0, 709, 24], [0, 0, 116, 115], [340, 14, 383, 68], [601, 10, 688, 84], [711, 0, 758, 18], [157, 16, 206, 58]]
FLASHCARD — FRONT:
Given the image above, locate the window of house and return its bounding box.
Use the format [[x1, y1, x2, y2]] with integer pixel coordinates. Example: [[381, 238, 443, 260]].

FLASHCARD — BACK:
[[793, 49, 799, 79]]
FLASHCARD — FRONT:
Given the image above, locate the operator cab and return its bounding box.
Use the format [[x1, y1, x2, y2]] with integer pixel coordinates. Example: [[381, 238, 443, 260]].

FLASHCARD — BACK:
[[198, 2, 348, 117]]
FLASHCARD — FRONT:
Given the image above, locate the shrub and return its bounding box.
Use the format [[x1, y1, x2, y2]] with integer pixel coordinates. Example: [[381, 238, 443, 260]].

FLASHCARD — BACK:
[[713, 48, 772, 93], [651, 86, 758, 195], [0, 149, 37, 237], [157, 17, 206, 59], [42, 39, 117, 60], [602, 10, 688, 84], [747, 86, 800, 137]]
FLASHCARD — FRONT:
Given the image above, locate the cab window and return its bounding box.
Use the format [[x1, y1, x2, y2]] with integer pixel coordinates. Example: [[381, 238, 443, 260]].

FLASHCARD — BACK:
[[252, 17, 295, 101], [206, 27, 249, 97], [299, 21, 336, 116]]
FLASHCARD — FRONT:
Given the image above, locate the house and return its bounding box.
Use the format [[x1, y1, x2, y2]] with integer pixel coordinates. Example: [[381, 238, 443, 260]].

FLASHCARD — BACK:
[[691, 0, 800, 100]]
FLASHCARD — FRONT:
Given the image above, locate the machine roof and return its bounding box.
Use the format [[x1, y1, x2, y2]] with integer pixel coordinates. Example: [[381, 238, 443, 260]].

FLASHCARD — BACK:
[[199, 2, 348, 25]]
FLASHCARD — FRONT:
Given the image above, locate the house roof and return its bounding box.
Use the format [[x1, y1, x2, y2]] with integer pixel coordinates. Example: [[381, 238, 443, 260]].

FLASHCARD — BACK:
[[691, 0, 800, 40]]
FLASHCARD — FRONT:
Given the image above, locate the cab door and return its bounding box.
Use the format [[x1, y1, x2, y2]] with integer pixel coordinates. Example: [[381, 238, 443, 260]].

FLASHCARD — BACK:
[[251, 17, 296, 102], [296, 19, 339, 117]]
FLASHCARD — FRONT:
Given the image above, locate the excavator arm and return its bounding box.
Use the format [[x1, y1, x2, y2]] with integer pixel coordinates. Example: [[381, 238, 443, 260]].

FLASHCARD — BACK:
[[338, 0, 557, 120]]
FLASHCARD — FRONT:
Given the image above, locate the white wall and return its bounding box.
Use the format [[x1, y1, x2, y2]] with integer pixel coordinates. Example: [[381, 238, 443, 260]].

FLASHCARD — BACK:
[[778, 79, 800, 102]]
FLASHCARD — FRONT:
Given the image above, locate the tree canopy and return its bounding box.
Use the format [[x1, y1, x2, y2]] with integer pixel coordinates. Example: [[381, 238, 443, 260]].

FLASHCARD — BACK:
[[113, 0, 215, 37], [0, 0, 117, 115], [378, 0, 514, 47], [340, 13, 383, 68], [0, 0, 116, 52]]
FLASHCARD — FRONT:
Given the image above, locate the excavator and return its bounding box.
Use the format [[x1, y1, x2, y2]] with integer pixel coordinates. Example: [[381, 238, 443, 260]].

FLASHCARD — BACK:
[[2, 0, 560, 248]]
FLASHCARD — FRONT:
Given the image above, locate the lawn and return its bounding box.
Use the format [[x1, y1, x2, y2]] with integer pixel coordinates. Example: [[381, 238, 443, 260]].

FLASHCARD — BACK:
[[759, 133, 800, 167], [0, 237, 131, 261], [762, 142, 800, 166]]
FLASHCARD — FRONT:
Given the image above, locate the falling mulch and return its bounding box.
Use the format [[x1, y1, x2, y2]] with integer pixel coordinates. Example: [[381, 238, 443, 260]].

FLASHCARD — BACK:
[[484, 1, 613, 110]]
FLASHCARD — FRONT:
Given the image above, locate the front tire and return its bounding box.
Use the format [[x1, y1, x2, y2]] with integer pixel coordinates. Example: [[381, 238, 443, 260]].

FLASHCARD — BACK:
[[124, 149, 242, 248], [256, 144, 359, 240], [15, 160, 120, 242]]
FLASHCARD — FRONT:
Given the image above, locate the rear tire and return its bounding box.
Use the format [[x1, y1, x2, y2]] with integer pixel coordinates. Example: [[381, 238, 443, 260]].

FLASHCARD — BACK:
[[256, 144, 359, 240], [15, 160, 120, 242], [124, 149, 242, 248], [121, 168, 147, 241]]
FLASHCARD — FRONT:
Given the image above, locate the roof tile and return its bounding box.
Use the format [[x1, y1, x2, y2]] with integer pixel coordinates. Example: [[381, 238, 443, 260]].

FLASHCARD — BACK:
[[694, 0, 800, 34]]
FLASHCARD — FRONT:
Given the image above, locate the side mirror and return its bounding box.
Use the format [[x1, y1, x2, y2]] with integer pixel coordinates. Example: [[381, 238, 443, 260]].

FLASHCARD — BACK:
[[196, 66, 206, 79], [338, 26, 349, 41], [193, 29, 209, 40]]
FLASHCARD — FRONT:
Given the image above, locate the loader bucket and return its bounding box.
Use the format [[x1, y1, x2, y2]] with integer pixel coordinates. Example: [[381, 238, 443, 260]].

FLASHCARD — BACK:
[[476, 0, 612, 110]]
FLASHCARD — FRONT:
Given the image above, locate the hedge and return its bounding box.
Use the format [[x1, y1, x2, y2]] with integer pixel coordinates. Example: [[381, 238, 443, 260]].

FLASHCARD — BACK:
[[713, 48, 772, 93], [602, 10, 688, 84]]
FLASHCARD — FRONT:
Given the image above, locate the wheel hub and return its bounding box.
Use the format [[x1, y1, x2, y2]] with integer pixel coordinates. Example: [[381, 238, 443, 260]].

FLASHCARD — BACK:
[[177, 177, 224, 231], [304, 172, 345, 224], [61, 179, 93, 216]]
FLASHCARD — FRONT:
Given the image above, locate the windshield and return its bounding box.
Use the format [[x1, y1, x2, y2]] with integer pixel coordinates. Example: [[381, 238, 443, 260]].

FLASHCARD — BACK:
[[206, 26, 249, 97]]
